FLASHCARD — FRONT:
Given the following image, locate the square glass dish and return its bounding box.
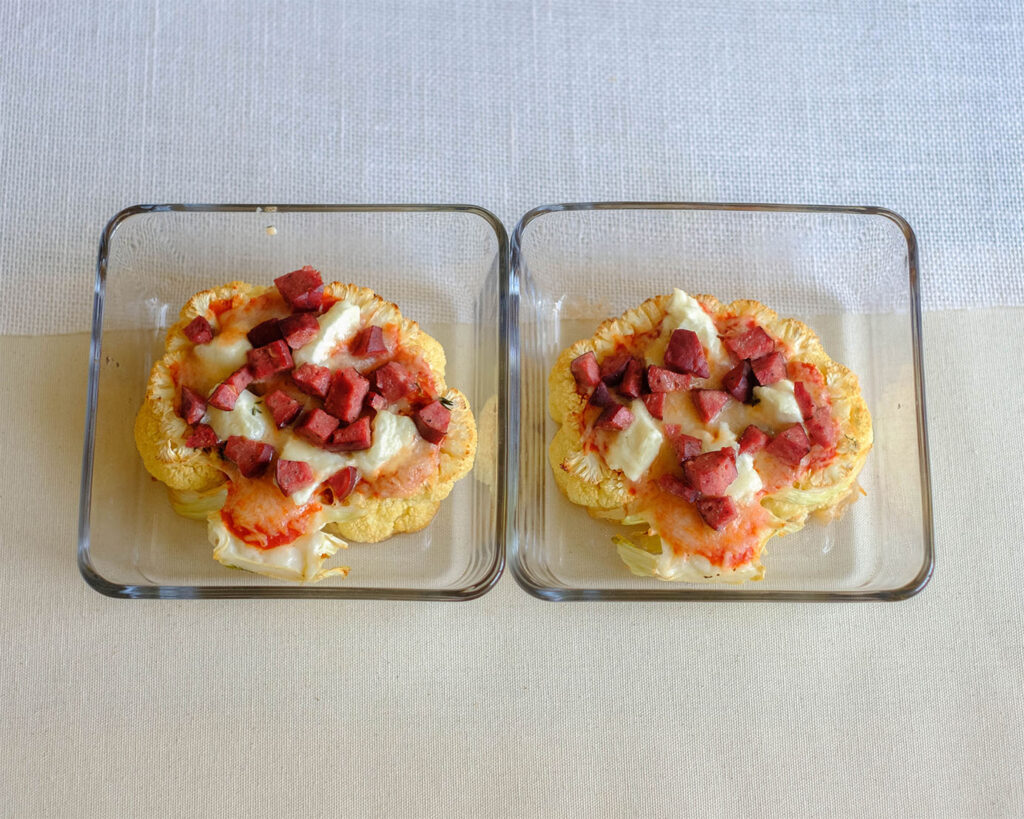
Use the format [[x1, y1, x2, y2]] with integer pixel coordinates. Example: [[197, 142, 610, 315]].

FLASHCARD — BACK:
[[510, 202, 933, 601], [79, 204, 509, 599]]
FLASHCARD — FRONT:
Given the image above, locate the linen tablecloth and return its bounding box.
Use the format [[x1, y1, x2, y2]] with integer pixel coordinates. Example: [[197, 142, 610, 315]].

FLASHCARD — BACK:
[[1, 1, 1021, 815]]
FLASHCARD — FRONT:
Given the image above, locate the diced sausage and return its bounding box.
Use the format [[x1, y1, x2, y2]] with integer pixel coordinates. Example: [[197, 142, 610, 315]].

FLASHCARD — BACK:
[[364, 391, 387, 413], [664, 329, 710, 378], [185, 423, 218, 449], [723, 326, 774, 360], [207, 367, 254, 411], [750, 351, 787, 386], [413, 400, 451, 444], [274, 266, 324, 312], [646, 365, 691, 393], [641, 392, 665, 419], [594, 403, 634, 430], [291, 363, 331, 398], [246, 339, 294, 380], [805, 406, 837, 448], [696, 496, 738, 530], [690, 388, 730, 423], [618, 357, 644, 399], [279, 313, 320, 350], [326, 416, 373, 452], [766, 423, 811, 466], [246, 318, 283, 348], [657, 473, 698, 503], [179, 386, 207, 425], [683, 448, 738, 496], [371, 361, 415, 402], [264, 389, 302, 428], [351, 325, 388, 357], [589, 382, 614, 408], [738, 425, 770, 455], [793, 381, 815, 420], [599, 353, 631, 386], [325, 367, 370, 423], [183, 316, 214, 344], [223, 436, 275, 478], [275, 459, 315, 496], [295, 408, 341, 447], [663, 424, 703, 462], [722, 360, 754, 403], [570, 351, 601, 389], [323, 465, 358, 502]]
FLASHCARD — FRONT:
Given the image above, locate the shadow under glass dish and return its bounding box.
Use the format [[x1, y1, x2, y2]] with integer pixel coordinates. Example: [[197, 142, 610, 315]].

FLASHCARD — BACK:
[[79, 204, 509, 600], [510, 202, 933, 602]]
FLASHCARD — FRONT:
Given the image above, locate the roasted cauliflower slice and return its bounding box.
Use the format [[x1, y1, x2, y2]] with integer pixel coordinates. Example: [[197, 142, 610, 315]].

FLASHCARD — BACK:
[[135, 275, 476, 583], [548, 289, 872, 582]]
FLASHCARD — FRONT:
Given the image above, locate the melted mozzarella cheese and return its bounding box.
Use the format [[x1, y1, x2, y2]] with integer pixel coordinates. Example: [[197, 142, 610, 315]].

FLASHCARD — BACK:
[[193, 333, 252, 382], [207, 390, 274, 443], [292, 300, 361, 367], [665, 288, 726, 364], [605, 400, 664, 482], [279, 410, 419, 504], [726, 452, 763, 503], [753, 379, 803, 426]]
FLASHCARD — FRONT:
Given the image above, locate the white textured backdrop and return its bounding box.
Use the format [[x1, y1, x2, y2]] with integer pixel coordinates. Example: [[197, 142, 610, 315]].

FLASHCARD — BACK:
[[1, 0, 1023, 336], [1, 1, 1023, 817]]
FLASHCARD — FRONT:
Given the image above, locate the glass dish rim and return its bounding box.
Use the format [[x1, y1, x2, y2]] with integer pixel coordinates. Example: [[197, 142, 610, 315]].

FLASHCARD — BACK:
[[78, 203, 511, 601], [508, 200, 934, 602]]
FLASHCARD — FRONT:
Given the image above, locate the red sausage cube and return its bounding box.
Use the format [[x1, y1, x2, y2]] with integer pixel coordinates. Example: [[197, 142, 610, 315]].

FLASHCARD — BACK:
[[722, 360, 754, 404], [183, 316, 214, 344], [247, 339, 294, 380], [274, 266, 324, 312], [279, 313, 321, 350], [223, 436, 275, 478], [589, 381, 614, 408], [690, 389, 730, 423], [618, 357, 644, 399], [179, 386, 207, 425], [351, 325, 388, 357], [327, 416, 373, 452], [365, 391, 388, 413], [207, 367, 253, 411], [371, 362, 415, 402], [323, 466, 359, 502], [275, 459, 315, 496], [641, 392, 665, 419], [296, 408, 341, 447], [594, 403, 634, 431], [246, 318, 283, 348], [724, 326, 774, 360], [664, 329, 710, 378], [750, 351, 787, 386], [185, 423, 218, 449], [325, 367, 370, 424], [413, 400, 451, 444], [766, 424, 811, 466], [646, 365, 691, 393], [793, 381, 816, 420], [264, 389, 302, 428], [806, 407, 837, 448], [291, 363, 331, 399], [683, 449, 738, 496], [696, 496, 738, 530], [223, 366, 254, 393], [738, 425, 770, 455], [658, 473, 699, 503], [570, 351, 601, 389], [664, 424, 703, 462], [599, 353, 632, 386]]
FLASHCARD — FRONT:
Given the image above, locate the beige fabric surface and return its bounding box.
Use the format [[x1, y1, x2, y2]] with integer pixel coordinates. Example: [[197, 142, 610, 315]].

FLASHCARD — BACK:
[[0, 311, 1021, 816]]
